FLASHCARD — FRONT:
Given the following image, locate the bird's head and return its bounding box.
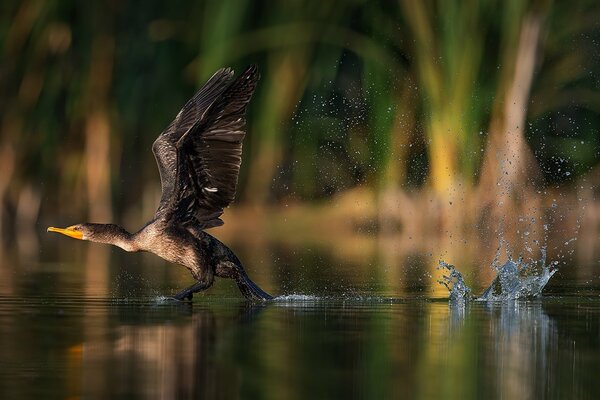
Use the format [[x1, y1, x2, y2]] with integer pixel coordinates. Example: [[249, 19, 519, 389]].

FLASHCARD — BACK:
[[47, 224, 92, 240], [47, 223, 134, 250]]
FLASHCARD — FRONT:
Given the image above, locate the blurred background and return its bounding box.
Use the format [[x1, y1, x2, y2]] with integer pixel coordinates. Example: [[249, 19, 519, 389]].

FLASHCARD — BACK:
[[0, 0, 599, 291], [3, 3, 600, 398]]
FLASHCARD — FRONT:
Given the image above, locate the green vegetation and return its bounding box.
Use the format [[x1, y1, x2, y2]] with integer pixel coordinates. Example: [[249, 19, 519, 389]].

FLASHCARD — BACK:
[[1, 0, 599, 235]]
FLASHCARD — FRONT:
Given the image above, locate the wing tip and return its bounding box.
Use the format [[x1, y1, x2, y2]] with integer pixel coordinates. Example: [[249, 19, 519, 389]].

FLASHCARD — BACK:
[[242, 64, 260, 81], [214, 65, 258, 85], [212, 67, 235, 80]]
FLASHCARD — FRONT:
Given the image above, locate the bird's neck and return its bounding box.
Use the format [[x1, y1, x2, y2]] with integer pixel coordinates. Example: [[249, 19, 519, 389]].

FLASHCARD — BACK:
[[86, 223, 138, 252]]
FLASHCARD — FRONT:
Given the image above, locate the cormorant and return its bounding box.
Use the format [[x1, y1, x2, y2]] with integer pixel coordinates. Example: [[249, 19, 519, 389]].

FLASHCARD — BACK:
[[48, 65, 272, 302]]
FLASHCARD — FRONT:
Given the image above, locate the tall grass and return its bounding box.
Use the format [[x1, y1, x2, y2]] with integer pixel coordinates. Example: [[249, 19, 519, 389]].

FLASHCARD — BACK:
[[0, 0, 598, 235]]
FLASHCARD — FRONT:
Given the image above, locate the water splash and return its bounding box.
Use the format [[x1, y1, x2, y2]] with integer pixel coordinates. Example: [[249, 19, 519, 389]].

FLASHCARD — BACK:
[[439, 261, 472, 304], [153, 295, 173, 304], [439, 248, 558, 303], [274, 294, 321, 302]]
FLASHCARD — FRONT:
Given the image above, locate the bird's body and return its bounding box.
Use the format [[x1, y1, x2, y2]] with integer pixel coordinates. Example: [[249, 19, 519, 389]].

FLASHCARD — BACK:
[[48, 66, 272, 301]]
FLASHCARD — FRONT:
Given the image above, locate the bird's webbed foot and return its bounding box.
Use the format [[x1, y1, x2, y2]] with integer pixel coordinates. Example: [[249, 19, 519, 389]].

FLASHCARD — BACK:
[[172, 281, 210, 302]]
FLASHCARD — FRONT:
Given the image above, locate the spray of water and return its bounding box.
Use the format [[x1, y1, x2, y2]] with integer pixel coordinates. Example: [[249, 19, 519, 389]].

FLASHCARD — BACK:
[[439, 261, 472, 304], [439, 247, 558, 303]]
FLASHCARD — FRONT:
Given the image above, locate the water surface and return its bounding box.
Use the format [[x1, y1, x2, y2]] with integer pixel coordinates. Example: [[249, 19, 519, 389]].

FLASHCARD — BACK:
[[0, 240, 599, 399]]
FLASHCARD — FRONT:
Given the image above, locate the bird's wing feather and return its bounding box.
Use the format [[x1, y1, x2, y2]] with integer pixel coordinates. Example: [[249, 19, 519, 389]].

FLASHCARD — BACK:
[[152, 68, 234, 216], [154, 65, 260, 229]]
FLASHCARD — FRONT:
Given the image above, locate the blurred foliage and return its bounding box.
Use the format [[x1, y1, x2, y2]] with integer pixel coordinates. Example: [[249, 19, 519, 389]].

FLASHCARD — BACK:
[[0, 0, 599, 227]]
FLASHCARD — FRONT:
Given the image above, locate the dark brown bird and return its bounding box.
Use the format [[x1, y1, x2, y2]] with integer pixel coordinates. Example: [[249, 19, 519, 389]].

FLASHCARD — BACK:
[[48, 65, 272, 302]]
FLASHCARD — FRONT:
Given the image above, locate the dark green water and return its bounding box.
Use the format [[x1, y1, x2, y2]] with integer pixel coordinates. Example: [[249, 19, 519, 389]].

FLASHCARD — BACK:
[[0, 242, 599, 399]]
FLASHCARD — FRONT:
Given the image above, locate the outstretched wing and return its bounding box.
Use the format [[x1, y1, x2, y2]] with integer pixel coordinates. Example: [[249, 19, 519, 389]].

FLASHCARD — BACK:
[[153, 65, 260, 229], [152, 67, 234, 217]]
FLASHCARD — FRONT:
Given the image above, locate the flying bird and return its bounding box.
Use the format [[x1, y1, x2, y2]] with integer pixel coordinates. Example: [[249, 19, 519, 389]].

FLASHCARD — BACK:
[[48, 65, 272, 301]]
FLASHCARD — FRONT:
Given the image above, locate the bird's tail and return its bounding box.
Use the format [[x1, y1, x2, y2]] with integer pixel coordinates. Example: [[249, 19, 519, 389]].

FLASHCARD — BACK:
[[215, 257, 273, 301], [235, 273, 273, 302]]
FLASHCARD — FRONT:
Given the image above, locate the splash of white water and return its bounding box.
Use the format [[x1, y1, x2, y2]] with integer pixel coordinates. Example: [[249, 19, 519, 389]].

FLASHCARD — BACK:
[[439, 248, 558, 303], [273, 294, 321, 302], [439, 261, 472, 304]]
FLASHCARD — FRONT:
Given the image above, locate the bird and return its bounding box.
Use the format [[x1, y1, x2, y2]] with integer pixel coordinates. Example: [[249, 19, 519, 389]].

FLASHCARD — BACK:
[[47, 65, 273, 302]]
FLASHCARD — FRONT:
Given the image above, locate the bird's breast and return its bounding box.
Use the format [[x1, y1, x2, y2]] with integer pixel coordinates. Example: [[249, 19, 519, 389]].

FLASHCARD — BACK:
[[138, 225, 204, 271]]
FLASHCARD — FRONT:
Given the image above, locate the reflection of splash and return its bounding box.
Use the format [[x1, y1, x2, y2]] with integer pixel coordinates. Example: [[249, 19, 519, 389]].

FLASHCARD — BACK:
[[485, 302, 556, 399], [439, 247, 557, 302], [446, 300, 557, 399]]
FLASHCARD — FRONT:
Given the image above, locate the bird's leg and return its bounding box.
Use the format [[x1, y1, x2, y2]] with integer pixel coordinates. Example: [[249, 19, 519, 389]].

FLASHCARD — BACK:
[[172, 281, 211, 301], [172, 255, 215, 301]]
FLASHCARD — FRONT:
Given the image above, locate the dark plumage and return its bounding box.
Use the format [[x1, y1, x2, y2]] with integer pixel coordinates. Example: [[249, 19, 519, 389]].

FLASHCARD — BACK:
[[48, 66, 272, 301]]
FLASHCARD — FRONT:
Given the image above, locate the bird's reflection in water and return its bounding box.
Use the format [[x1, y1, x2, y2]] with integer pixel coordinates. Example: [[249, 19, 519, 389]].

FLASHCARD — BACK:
[[80, 303, 264, 399]]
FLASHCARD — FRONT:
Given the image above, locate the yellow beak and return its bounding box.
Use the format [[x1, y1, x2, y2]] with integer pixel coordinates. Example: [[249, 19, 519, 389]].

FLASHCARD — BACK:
[[47, 226, 83, 240]]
